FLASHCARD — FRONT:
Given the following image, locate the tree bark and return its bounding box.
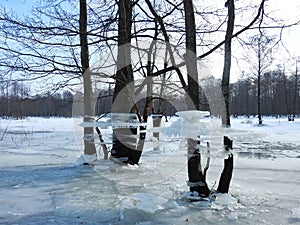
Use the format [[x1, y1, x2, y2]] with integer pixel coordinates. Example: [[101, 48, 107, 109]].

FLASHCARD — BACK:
[[221, 0, 235, 127], [183, 0, 200, 110], [257, 61, 262, 125], [79, 0, 96, 155], [113, 0, 134, 110], [257, 34, 263, 125], [111, 0, 144, 165], [292, 61, 298, 121]]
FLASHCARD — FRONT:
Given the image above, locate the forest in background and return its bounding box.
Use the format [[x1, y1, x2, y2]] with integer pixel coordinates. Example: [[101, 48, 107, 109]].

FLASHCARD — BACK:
[[1, 66, 298, 118]]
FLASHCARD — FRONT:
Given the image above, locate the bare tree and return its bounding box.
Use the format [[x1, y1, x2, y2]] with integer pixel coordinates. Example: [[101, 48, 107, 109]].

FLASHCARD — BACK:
[[0, 1, 118, 155], [141, 0, 268, 123], [221, 0, 235, 127], [245, 31, 275, 125]]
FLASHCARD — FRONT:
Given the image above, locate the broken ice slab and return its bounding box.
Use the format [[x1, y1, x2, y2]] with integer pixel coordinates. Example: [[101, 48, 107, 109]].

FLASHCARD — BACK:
[[177, 110, 210, 138], [176, 110, 210, 121]]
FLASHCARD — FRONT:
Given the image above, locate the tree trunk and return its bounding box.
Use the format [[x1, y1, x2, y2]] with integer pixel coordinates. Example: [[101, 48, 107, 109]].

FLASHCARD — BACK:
[[113, 0, 133, 109], [111, 0, 144, 165], [79, 0, 96, 155], [292, 61, 298, 121], [187, 138, 210, 196], [257, 72, 262, 125], [183, 0, 209, 197], [221, 0, 235, 127], [183, 0, 200, 110], [283, 70, 291, 119], [257, 37, 263, 125]]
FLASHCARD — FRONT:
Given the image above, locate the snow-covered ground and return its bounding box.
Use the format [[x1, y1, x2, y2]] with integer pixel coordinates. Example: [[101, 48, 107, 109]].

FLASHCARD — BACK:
[[0, 116, 299, 224]]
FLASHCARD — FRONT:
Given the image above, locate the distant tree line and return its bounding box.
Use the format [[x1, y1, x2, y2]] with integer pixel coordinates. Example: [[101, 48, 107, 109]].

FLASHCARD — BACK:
[[0, 81, 179, 118], [0, 81, 74, 118], [230, 69, 299, 117], [142, 69, 299, 120], [1, 67, 299, 119]]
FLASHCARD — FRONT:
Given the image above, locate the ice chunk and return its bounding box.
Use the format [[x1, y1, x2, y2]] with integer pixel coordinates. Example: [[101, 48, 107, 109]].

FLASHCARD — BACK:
[[292, 208, 300, 217], [119, 193, 168, 213]]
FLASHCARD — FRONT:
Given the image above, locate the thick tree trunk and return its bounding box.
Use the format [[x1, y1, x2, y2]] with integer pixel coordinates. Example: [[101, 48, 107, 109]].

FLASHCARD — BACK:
[[183, 0, 200, 110], [79, 0, 96, 155], [113, 0, 133, 109], [221, 0, 235, 127], [111, 0, 144, 165], [187, 138, 210, 196]]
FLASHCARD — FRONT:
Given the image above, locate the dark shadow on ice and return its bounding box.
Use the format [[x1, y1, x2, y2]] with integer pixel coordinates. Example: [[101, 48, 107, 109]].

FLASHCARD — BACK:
[[0, 164, 93, 188], [0, 164, 126, 225], [1, 208, 120, 225], [288, 217, 300, 224], [236, 151, 275, 159], [234, 140, 300, 159]]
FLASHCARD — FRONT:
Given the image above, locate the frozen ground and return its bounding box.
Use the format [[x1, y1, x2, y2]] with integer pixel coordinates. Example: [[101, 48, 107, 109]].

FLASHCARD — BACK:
[[0, 116, 299, 224]]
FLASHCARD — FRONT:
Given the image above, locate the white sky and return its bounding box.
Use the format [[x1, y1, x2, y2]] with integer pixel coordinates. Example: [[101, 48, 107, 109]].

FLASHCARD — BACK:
[[203, 0, 300, 82]]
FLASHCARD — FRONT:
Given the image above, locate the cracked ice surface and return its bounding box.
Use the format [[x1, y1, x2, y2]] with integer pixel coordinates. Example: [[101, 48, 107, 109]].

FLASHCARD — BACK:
[[0, 116, 299, 224]]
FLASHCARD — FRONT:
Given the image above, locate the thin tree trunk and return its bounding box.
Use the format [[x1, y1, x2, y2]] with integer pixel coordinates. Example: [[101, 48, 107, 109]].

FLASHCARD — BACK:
[[143, 25, 158, 123], [292, 61, 298, 121], [157, 56, 167, 115], [257, 37, 263, 125], [257, 73, 262, 124], [221, 0, 235, 127], [79, 0, 96, 155], [284, 83, 290, 118], [283, 69, 291, 119]]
